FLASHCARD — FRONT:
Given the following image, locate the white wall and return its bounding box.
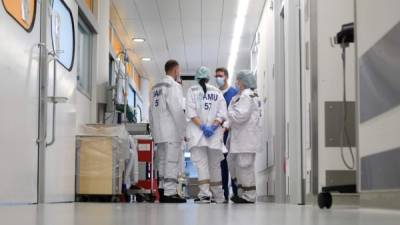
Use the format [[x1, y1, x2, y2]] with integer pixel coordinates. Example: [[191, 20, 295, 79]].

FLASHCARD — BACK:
[[47, 0, 111, 201], [253, 0, 358, 203], [140, 77, 150, 122], [96, 0, 111, 104], [252, 0, 275, 199], [253, 0, 305, 203], [284, 0, 304, 204], [300, 0, 312, 195], [76, 0, 110, 128], [315, 0, 356, 190], [0, 0, 41, 203], [44, 0, 79, 202], [356, 0, 400, 188], [254, 5, 273, 175], [357, 0, 400, 158], [75, 92, 92, 126]]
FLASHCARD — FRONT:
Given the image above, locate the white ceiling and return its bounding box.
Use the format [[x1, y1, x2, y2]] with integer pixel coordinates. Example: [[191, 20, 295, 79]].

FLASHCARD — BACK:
[[111, 0, 266, 82]]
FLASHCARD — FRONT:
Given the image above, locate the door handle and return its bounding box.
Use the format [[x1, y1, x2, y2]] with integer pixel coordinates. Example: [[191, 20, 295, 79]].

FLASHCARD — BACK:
[[46, 58, 68, 147], [47, 96, 68, 104]]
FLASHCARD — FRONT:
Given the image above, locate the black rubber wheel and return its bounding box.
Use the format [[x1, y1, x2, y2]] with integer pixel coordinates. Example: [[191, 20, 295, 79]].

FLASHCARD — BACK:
[[318, 192, 333, 209], [77, 195, 88, 202], [135, 194, 144, 203], [144, 194, 156, 203], [111, 196, 120, 203]]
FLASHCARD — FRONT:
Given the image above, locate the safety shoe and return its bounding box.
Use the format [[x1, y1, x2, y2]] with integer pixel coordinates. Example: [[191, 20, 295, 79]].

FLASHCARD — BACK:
[[230, 195, 254, 204], [194, 196, 211, 204], [211, 198, 228, 204], [230, 195, 239, 202], [160, 194, 187, 203], [158, 189, 165, 203]]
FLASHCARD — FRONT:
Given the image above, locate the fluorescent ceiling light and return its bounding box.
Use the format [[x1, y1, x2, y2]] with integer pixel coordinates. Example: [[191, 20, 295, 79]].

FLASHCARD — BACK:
[[227, 0, 250, 84], [141, 57, 151, 62], [133, 38, 145, 43]]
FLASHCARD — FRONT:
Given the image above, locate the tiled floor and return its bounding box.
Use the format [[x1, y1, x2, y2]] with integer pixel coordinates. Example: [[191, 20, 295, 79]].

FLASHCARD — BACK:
[[1, 202, 400, 225]]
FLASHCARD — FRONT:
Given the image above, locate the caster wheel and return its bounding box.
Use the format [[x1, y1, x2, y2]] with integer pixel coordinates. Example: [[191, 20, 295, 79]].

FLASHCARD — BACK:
[[144, 194, 156, 203], [135, 194, 144, 203], [111, 196, 120, 203], [78, 195, 88, 202], [318, 192, 332, 209]]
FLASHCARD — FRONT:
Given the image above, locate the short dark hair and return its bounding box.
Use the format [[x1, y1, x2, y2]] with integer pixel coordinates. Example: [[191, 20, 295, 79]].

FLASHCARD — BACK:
[[165, 60, 179, 73], [216, 67, 229, 77]]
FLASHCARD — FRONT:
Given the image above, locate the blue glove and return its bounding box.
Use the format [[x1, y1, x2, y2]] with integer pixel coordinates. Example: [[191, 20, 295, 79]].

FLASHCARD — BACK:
[[200, 124, 208, 133], [204, 126, 215, 138], [200, 124, 214, 138], [210, 124, 219, 131]]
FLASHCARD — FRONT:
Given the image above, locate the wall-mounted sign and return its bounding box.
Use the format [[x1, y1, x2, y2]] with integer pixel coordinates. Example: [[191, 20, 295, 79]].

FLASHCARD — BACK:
[[2, 0, 37, 32], [85, 0, 94, 12], [51, 0, 75, 71]]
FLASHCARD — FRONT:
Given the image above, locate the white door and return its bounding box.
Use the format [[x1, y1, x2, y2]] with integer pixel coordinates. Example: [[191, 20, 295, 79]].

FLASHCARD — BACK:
[[43, 0, 77, 202], [0, 0, 40, 204], [284, 0, 306, 205], [0, 0, 77, 204]]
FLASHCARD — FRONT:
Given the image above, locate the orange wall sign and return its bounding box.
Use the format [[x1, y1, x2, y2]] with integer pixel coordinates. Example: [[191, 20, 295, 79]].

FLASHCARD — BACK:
[[109, 23, 142, 93], [85, 0, 94, 12], [110, 27, 123, 55], [126, 63, 141, 90], [2, 0, 37, 32], [126, 63, 133, 77], [134, 73, 141, 90]]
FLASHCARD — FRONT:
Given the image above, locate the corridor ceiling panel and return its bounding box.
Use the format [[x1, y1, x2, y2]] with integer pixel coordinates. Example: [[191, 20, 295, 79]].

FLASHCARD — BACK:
[[112, 0, 266, 81]]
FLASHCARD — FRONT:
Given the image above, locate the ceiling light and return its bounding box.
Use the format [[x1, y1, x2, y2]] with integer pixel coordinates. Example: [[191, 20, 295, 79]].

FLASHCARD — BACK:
[[133, 38, 145, 43], [227, 0, 250, 84], [141, 57, 151, 62]]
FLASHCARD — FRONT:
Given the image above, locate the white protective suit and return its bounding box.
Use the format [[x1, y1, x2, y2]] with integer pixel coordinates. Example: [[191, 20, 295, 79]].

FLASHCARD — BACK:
[[186, 84, 227, 202], [150, 75, 186, 196], [227, 89, 262, 202], [124, 136, 139, 189]]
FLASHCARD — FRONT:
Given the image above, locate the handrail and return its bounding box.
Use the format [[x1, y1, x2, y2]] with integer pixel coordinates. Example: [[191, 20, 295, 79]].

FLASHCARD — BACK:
[[46, 51, 57, 147]]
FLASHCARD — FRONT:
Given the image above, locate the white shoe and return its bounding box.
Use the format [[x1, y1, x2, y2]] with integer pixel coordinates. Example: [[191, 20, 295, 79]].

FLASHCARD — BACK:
[[194, 196, 211, 204]]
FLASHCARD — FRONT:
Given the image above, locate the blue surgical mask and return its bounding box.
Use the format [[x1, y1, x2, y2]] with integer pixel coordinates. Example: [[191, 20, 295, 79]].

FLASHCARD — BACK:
[[216, 77, 225, 88]]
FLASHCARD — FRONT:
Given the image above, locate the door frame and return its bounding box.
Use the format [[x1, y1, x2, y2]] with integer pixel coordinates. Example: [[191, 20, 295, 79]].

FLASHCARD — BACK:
[[273, 0, 287, 203], [37, 0, 50, 203]]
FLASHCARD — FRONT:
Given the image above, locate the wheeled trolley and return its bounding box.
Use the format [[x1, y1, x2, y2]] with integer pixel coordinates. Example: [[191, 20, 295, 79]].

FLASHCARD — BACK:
[[318, 184, 356, 209], [75, 125, 130, 202], [125, 136, 158, 202]]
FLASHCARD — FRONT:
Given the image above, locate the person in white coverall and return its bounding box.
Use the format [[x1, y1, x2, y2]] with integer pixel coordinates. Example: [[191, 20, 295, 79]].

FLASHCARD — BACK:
[[124, 136, 139, 190], [186, 66, 227, 204], [149, 59, 186, 203], [227, 70, 262, 204]]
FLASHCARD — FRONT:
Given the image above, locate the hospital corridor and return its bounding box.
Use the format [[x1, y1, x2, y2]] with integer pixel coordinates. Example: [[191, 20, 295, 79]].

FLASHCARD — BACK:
[[1, 0, 400, 224]]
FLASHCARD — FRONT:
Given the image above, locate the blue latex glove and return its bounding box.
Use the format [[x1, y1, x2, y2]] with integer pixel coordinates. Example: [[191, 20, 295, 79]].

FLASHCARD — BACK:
[[210, 124, 219, 131], [204, 126, 215, 138], [200, 124, 208, 133], [200, 124, 214, 138]]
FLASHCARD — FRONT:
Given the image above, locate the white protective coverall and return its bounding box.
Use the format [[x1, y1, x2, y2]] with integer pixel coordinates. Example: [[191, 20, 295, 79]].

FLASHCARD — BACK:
[[150, 75, 186, 196], [186, 84, 227, 202], [227, 89, 262, 202], [124, 135, 139, 189]]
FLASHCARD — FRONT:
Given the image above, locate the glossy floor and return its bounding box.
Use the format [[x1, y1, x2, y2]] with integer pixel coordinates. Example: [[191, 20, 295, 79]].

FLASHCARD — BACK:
[[1, 202, 400, 225]]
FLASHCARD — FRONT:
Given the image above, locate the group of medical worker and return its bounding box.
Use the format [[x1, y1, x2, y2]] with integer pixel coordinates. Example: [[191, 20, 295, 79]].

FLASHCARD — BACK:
[[150, 59, 262, 204]]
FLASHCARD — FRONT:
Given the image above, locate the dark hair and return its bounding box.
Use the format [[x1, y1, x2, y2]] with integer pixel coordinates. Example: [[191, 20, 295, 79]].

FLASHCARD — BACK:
[[215, 67, 229, 77], [164, 60, 179, 73], [198, 78, 208, 96]]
